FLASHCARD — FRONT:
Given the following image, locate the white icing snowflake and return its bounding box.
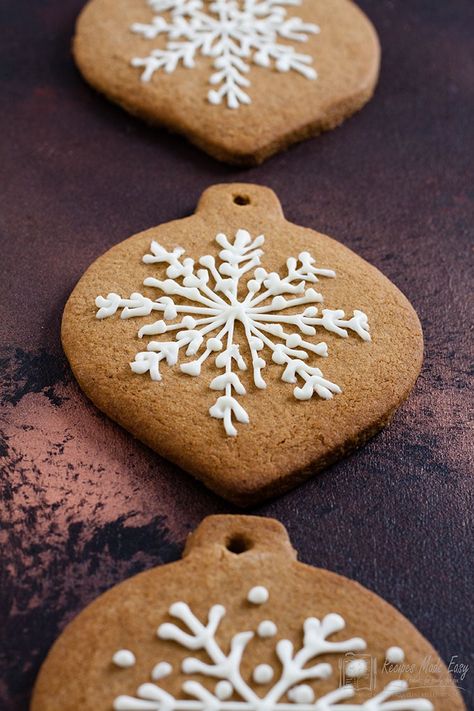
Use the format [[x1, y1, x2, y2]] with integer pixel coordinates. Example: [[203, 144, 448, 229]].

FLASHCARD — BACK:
[[130, 0, 319, 108], [112, 590, 433, 711], [95, 229, 370, 436]]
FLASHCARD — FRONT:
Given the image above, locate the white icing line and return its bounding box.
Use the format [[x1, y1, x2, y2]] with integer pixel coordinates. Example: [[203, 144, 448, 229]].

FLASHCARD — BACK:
[[345, 658, 368, 678], [95, 230, 371, 436], [130, 0, 320, 109], [253, 664, 274, 684]]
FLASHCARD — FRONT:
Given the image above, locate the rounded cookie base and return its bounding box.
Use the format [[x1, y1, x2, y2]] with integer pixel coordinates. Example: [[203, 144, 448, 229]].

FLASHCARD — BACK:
[[61, 183, 423, 506], [73, 0, 381, 165]]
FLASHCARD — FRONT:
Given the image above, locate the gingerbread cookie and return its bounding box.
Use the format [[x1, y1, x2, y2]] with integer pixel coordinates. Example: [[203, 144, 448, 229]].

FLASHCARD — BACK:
[[62, 183, 423, 505], [31, 515, 465, 710], [73, 0, 380, 164]]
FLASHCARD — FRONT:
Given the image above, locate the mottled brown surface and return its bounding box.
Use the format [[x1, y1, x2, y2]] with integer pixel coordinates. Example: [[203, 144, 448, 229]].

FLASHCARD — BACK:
[[61, 183, 423, 504], [31, 517, 465, 710], [73, 0, 380, 164], [0, 1, 472, 709]]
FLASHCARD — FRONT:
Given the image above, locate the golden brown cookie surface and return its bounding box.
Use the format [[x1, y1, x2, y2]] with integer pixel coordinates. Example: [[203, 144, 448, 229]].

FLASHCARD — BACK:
[[31, 515, 465, 711], [62, 184, 423, 505], [73, 0, 380, 164]]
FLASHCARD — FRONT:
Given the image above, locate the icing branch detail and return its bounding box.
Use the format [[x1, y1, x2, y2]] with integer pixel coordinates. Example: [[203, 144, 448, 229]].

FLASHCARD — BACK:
[[130, 0, 320, 108], [95, 229, 371, 436], [113, 597, 433, 711]]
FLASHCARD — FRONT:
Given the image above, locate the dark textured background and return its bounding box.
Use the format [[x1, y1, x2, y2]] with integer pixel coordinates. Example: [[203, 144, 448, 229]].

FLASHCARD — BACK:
[[1, 1, 473, 708]]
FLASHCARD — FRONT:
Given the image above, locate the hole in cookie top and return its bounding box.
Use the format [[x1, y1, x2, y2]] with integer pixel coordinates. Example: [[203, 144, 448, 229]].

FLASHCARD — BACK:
[[233, 194, 251, 206], [226, 534, 253, 554]]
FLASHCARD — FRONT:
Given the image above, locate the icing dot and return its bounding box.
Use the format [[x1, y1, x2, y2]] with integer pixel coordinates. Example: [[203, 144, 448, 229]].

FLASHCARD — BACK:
[[253, 664, 274, 684], [386, 646, 405, 664], [247, 586, 269, 605], [151, 661, 173, 681], [257, 620, 277, 638], [288, 685, 315, 704], [112, 649, 136, 668], [346, 659, 368, 678], [286, 333, 302, 348], [215, 681, 233, 700]]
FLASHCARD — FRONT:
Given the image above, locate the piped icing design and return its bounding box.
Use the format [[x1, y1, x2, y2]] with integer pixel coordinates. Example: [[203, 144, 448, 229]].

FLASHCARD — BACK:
[[257, 620, 277, 638], [130, 0, 320, 109], [215, 680, 233, 700], [248, 586, 270, 604], [385, 647, 405, 664], [253, 663, 274, 684], [151, 662, 173, 680], [287, 685, 315, 703], [112, 587, 433, 710], [95, 229, 371, 437], [113, 649, 136, 668], [345, 659, 368, 679]]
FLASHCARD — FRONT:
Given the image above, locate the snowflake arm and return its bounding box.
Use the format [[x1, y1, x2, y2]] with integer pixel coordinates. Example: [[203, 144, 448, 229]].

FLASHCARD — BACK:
[[95, 229, 371, 436], [262, 615, 366, 705], [158, 602, 260, 703], [129, 0, 320, 108], [312, 681, 434, 710], [113, 602, 433, 711], [208, 318, 250, 437]]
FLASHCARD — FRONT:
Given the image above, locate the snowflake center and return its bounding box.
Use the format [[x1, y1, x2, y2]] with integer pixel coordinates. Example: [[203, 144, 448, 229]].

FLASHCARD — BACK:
[[224, 302, 248, 323], [95, 229, 372, 437], [220, 19, 236, 32]]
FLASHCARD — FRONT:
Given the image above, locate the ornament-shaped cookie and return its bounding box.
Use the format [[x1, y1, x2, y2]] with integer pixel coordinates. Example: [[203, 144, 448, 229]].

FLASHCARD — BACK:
[[31, 516, 465, 710], [62, 184, 422, 504], [73, 0, 380, 164]]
